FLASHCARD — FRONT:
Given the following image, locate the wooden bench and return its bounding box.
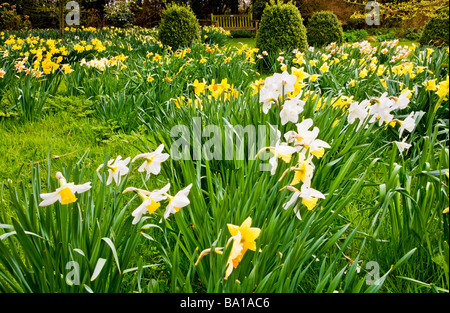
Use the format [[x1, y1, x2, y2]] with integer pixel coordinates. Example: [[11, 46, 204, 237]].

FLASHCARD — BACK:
[[211, 13, 259, 35]]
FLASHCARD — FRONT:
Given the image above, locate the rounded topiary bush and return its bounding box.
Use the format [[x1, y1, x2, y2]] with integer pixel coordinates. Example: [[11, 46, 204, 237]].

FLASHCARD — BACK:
[[419, 8, 449, 47], [158, 3, 200, 50], [306, 11, 344, 47], [255, 0, 308, 54]]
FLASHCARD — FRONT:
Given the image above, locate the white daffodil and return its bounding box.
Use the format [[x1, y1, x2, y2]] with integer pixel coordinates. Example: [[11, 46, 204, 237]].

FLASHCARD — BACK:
[[392, 89, 411, 110], [132, 144, 170, 179], [283, 181, 325, 220], [256, 130, 297, 175], [394, 137, 412, 155], [259, 86, 277, 114], [163, 183, 193, 219], [260, 71, 298, 114], [39, 172, 91, 206], [347, 99, 370, 130], [284, 119, 316, 146], [368, 93, 395, 126], [308, 138, 331, 159], [398, 111, 417, 138], [280, 95, 305, 125], [284, 119, 330, 157], [264, 70, 297, 98], [124, 184, 170, 224], [96, 155, 131, 186]]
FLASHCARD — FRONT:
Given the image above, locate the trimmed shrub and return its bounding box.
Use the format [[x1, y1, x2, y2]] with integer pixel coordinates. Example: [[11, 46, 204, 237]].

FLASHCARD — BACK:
[[306, 11, 344, 47], [419, 8, 449, 47], [158, 3, 200, 50], [255, 0, 308, 54]]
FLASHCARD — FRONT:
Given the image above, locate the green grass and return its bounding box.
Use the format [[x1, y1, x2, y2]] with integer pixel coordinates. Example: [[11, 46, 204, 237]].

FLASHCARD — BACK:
[[0, 110, 144, 184], [226, 37, 257, 49]]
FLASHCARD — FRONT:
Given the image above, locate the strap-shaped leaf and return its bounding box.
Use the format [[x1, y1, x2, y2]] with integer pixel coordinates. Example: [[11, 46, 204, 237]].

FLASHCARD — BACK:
[[102, 237, 121, 274], [91, 258, 106, 281]]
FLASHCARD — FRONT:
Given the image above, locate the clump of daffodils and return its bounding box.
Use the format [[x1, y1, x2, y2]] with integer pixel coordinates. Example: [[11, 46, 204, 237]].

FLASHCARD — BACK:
[[123, 183, 192, 224], [39, 144, 192, 224], [255, 70, 331, 218]]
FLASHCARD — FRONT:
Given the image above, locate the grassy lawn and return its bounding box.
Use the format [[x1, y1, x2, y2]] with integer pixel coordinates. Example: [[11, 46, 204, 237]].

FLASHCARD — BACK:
[[226, 36, 257, 49]]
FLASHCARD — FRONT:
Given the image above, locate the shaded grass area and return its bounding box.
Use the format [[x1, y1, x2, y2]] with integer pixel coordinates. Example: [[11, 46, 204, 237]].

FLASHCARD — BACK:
[[0, 110, 144, 185]]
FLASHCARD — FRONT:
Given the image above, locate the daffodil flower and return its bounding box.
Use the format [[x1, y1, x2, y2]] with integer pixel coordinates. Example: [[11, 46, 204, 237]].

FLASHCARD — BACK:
[[123, 184, 170, 224], [256, 130, 297, 175], [279, 95, 305, 125], [319, 62, 329, 73], [423, 79, 437, 91], [436, 76, 449, 99], [259, 86, 277, 114], [368, 93, 395, 126], [190, 79, 206, 96], [195, 217, 260, 280], [347, 99, 370, 130], [96, 155, 131, 186], [163, 183, 193, 219], [279, 153, 315, 186], [223, 231, 244, 280], [283, 181, 325, 219], [284, 119, 330, 157], [132, 144, 170, 179], [227, 217, 261, 256], [39, 172, 91, 206], [225, 218, 260, 280], [391, 89, 411, 110], [394, 137, 412, 155], [263, 70, 297, 101], [291, 67, 310, 82], [398, 112, 418, 138]]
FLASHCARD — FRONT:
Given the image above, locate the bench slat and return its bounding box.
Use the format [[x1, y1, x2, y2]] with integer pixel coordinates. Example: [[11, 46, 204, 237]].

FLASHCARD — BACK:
[[211, 13, 257, 31]]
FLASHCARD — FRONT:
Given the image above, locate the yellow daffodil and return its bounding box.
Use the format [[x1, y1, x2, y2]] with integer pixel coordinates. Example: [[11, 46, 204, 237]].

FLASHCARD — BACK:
[[227, 217, 261, 255], [309, 59, 317, 66], [310, 74, 320, 82], [437, 76, 449, 99], [61, 64, 73, 74], [291, 67, 310, 82], [359, 68, 368, 79], [319, 62, 329, 73], [191, 79, 206, 96], [224, 217, 261, 279], [423, 79, 437, 91]]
